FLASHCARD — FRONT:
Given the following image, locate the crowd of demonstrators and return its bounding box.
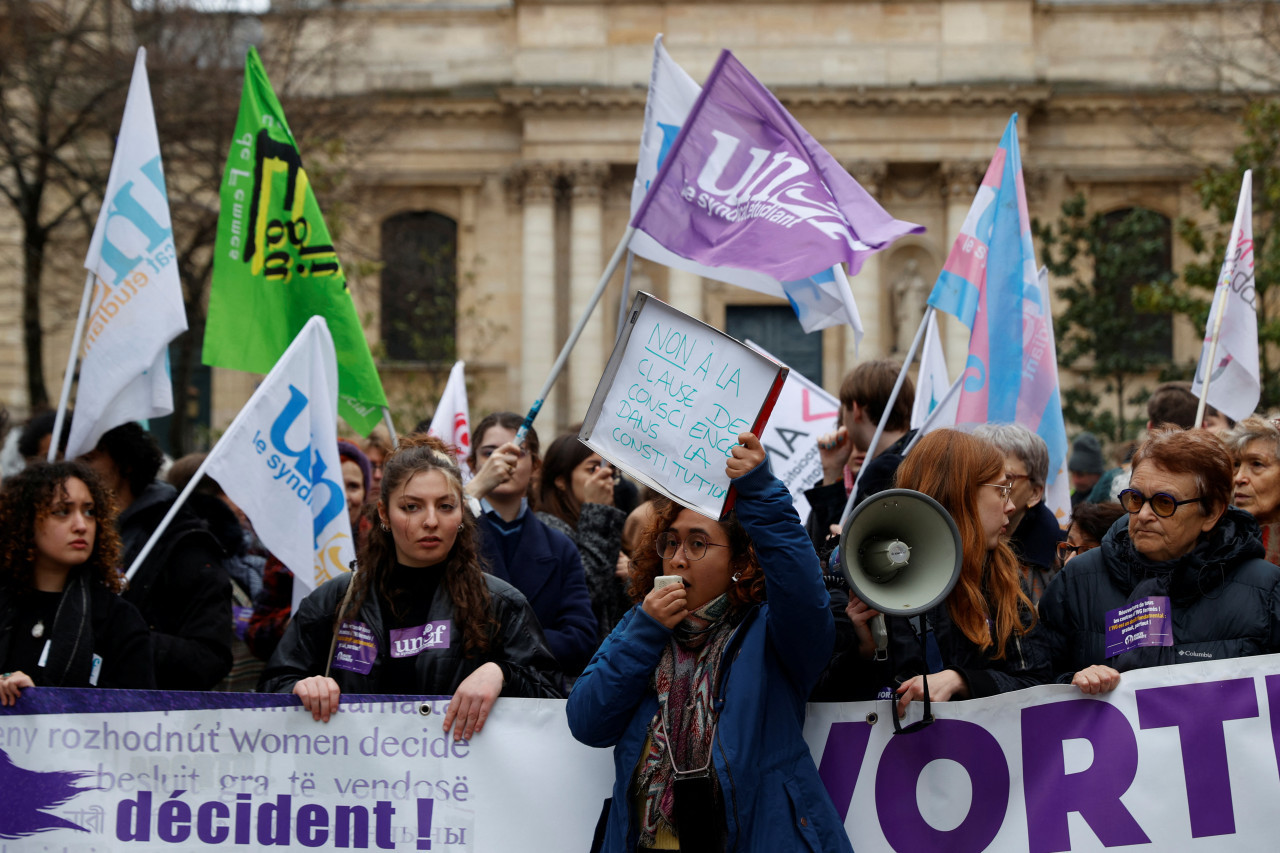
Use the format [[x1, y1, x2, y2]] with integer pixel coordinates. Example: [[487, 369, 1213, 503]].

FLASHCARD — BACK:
[[814, 430, 1049, 713], [1223, 416, 1280, 566], [973, 423, 1065, 603], [464, 412, 597, 681], [0, 462, 154, 703], [82, 423, 232, 690], [261, 434, 561, 733], [1058, 501, 1126, 566], [246, 440, 373, 662], [1067, 432, 1105, 507], [1040, 428, 1280, 694], [806, 360, 916, 555], [568, 433, 852, 853], [536, 434, 631, 645]]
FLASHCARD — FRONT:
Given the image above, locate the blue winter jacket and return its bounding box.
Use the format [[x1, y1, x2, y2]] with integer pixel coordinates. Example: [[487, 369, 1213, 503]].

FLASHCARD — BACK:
[[566, 462, 853, 852]]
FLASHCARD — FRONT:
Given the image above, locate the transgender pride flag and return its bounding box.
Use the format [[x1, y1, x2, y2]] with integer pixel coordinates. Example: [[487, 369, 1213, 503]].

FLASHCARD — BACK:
[[927, 116, 1071, 521]]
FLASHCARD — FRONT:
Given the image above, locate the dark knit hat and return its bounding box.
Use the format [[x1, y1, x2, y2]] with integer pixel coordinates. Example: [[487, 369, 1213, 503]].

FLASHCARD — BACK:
[[1068, 432, 1105, 475], [337, 439, 373, 495]]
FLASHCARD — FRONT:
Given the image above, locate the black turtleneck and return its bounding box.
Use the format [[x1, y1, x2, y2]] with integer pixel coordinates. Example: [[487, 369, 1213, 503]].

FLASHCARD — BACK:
[[381, 561, 447, 694]]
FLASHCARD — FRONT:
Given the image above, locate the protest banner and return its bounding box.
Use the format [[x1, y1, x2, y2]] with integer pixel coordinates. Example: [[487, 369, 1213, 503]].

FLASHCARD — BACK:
[[581, 293, 787, 518], [3, 654, 1279, 851], [204, 47, 387, 436], [744, 339, 840, 524]]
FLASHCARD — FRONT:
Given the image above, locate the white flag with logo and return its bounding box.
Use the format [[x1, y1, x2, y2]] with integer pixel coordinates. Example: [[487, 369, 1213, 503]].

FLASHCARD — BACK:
[[204, 317, 354, 595], [428, 360, 472, 475], [67, 48, 187, 458], [629, 35, 864, 339], [910, 311, 951, 430], [1191, 170, 1260, 422]]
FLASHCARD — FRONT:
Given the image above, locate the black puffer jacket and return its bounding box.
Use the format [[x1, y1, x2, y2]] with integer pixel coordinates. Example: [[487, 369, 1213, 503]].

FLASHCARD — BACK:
[[1039, 507, 1280, 680], [259, 571, 563, 698]]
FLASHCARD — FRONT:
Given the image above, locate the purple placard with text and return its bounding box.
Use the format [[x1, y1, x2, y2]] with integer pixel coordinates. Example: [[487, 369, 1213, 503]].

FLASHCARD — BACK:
[[331, 620, 378, 674], [1105, 596, 1173, 658], [391, 620, 453, 658]]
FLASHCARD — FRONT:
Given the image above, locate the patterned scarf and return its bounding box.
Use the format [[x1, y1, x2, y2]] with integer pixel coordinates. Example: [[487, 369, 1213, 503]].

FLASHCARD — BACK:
[[635, 593, 743, 846]]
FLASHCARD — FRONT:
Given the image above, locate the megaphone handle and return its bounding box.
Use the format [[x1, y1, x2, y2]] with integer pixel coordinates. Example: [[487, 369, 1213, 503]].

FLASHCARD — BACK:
[[917, 614, 934, 724], [871, 614, 888, 661]]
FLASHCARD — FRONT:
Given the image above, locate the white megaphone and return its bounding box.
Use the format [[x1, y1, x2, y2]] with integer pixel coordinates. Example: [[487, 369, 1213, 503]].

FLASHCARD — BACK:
[[836, 489, 963, 661]]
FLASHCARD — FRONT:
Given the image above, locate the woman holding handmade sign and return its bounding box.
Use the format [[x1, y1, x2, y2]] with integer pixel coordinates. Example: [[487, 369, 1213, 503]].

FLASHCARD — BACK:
[[0, 462, 154, 704], [1039, 428, 1280, 693], [813, 430, 1050, 712], [260, 434, 561, 734], [567, 433, 851, 852]]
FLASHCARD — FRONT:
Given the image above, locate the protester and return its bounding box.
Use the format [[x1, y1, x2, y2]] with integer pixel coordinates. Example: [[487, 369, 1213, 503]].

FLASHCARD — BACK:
[[16, 410, 70, 467], [167, 453, 268, 691], [567, 433, 850, 852], [0, 461, 154, 704], [362, 428, 393, 495], [1224, 416, 1280, 565], [260, 434, 561, 730], [617, 500, 657, 583], [1057, 501, 1126, 567], [973, 423, 1064, 603], [1068, 432, 1105, 508], [805, 360, 916, 551], [466, 412, 596, 678], [1040, 428, 1280, 694], [814, 430, 1050, 713], [536, 433, 630, 644], [81, 423, 232, 690], [246, 440, 373, 662]]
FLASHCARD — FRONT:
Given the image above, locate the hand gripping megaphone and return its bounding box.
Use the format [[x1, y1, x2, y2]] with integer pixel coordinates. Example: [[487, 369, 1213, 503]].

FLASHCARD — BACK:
[[835, 489, 963, 661]]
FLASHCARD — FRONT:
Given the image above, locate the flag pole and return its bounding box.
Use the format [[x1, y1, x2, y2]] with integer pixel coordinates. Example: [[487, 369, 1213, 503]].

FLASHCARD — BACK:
[[381, 407, 399, 447], [515, 226, 636, 444], [48, 271, 98, 462], [617, 251, 636, 342], [837, 306, 935, 527]]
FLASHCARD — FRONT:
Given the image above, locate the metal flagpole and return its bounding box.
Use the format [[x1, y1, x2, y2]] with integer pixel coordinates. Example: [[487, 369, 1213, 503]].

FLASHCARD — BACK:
[[514, 226, 636, 445], [381, 407, 399, 447], [617, 251, 636, 342], [48, 271, 98, 461], [837, 306, 935, 527]]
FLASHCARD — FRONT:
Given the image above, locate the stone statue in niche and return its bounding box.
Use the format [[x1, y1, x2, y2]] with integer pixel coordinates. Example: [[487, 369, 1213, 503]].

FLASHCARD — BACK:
[[890, 258, 928, 353]]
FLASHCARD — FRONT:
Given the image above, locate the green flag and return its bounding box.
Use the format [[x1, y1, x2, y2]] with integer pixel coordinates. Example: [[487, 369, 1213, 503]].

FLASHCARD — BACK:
[[205, 46, 386, 434]]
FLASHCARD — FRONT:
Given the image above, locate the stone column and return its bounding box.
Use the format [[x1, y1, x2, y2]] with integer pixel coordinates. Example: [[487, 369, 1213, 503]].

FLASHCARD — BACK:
[[940, 161, 987, 374], [567, 162, 610, 424], [518, 164, 558, 428], [666, 268, 703, 320], [844, 160, 889, 365]]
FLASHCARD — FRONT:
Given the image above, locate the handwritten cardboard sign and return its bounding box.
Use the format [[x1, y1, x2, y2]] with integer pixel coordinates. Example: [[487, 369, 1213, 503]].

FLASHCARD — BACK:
[[581, 293, 787, 518]]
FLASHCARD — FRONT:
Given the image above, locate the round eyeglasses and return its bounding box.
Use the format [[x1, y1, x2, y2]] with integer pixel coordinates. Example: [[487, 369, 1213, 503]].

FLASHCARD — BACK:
[[654, 531, 730, 562], [1118, 488, 1204, 518], [1056, 541, 1082, 561]]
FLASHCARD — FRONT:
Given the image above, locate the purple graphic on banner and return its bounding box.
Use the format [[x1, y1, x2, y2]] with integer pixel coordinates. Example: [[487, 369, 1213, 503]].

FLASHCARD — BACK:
[[391, 621, 453, 658], [1105, 597, 1173, 658], [332, 620, 378, 674], [0, 747, 94, 839], [631, 50, 922, 282]]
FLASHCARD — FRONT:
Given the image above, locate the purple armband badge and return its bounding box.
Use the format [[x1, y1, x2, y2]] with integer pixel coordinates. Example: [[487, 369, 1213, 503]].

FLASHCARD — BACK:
[[332, 620, 378, 674], [1104, 596, 1173, 658], [390, 621, 453, 659]]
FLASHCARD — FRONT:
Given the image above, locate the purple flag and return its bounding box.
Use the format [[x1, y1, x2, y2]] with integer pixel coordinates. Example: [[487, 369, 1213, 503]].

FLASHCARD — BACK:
[[631, 50, 922, 282]]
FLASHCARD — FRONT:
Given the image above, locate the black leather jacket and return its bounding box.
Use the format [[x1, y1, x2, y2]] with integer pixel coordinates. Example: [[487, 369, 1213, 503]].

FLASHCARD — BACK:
[[259, 570, 562, 698]]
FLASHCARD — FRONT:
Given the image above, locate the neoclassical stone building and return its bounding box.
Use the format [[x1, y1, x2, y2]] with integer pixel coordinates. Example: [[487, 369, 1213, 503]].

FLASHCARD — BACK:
[[6, 1, 1271, 442]]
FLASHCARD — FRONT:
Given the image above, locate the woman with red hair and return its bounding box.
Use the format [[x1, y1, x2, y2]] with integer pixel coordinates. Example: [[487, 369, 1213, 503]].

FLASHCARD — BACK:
[[816, 429, 1050, 716]]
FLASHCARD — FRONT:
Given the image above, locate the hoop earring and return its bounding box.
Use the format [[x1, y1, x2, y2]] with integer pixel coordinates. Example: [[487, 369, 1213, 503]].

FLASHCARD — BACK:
[[731, 571, 742, 583]]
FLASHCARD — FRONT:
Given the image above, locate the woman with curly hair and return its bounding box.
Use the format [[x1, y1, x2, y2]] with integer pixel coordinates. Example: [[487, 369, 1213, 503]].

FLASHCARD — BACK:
[[0, 461, 154, 704], [260, 434, 561, 737], [815, 429, 1050, 715], [567, 433, 850, 852]]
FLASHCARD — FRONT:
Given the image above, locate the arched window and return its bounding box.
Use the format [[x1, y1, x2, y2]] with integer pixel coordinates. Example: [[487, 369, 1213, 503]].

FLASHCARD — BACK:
[[1098, 207, 1173, 361], [380, 211, 457, 363]]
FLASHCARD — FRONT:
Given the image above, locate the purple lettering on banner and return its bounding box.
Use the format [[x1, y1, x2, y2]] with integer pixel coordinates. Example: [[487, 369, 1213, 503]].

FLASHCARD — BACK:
[[1135, 677, 1259, 838], [1266, 675, 1280, 782], [874, 719, 1008, 852], [816, 721, 873, 821], [332, 620, 377, 674], [1021, 699, 1150, 853], [116, 789, 152, 841], [298, 803, 329, 848], [258, 794, 292, 845], [196, 800, 230, 844]]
